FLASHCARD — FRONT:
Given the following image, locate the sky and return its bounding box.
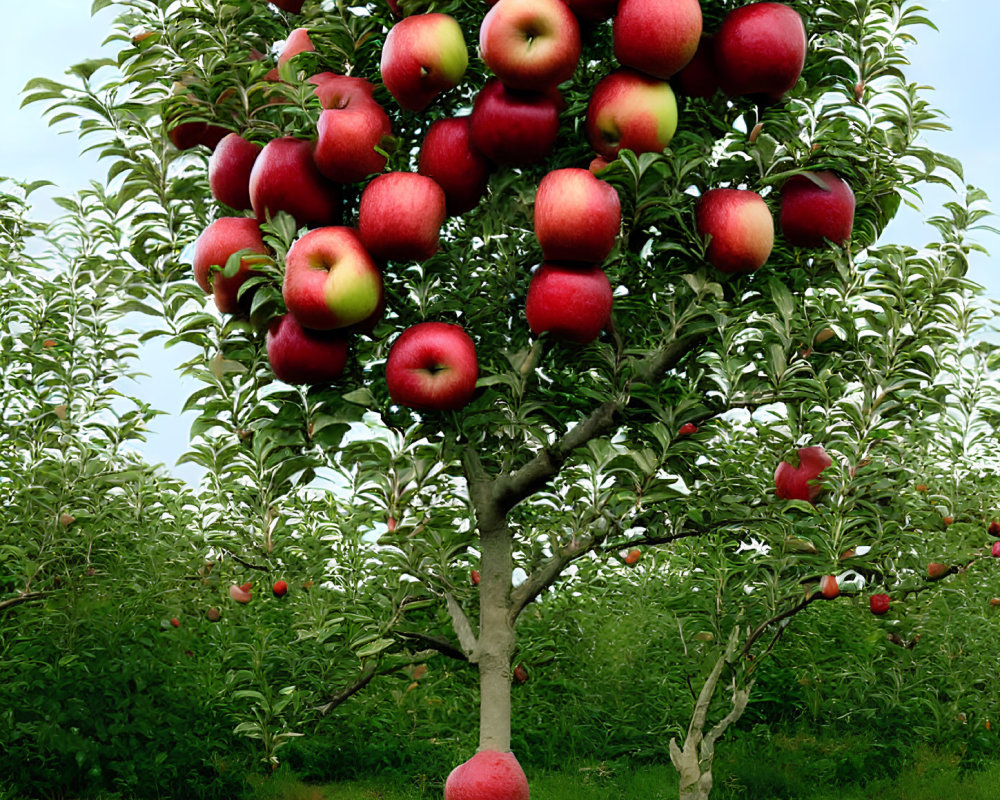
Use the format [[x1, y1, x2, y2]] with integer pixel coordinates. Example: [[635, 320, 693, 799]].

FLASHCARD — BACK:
[[0, 0, 996, 486]]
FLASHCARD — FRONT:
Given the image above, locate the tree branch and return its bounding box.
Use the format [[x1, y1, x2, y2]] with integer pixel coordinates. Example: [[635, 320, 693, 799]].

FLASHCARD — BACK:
[[741, 592, 820, 659], [395, 630, 469, 663], [445, 592, 479, 661], [0, 591, 46, 614]]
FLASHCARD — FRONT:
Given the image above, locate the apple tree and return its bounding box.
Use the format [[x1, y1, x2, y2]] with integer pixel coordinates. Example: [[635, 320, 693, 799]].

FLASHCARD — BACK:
[[22, 0, 994, 794]]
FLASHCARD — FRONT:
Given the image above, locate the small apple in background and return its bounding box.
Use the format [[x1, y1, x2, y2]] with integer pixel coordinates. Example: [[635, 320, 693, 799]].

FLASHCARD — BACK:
[[167, 120, 229, 151], [780, 171, 856, 248], [314, 101, 392, 184], [775, 445, 832, 503], [992, 541, 1000, 557], [444, 750, 529, 800], [470, 80, 560, 167], [249, 137, 342, 228], [479, 0, 581, 90], [193, 217, 269, 315], [819, 575, 839, 599], [387, 516, 398, 532], [714, 2, 806, 101], [534, 168, 621, 263], [43, 339, 57, 348], [277, 28, 313, 67], [267, 314, 350, 385], [471, 570, 481, 586], [381, 13, 468, 111], [673, 35, 720, 98], [273, 580, 288, 597], [943, 515, 954, 526], [678, 423, 697, 435], [869, 594, 890, 616], [613, 0, 701, 80], [589, 155, 611, 175], [359, 173, 447, 263], [209, 133, 262, 210], [624, 548, 642, 565], [695, 188, 774, 274], [269, 0, 304, 11], [915, 483, 928, 493], [525, 263, 612, 344], [586, 69, 678, 160], [283, 227, 382, 330], [513, 664, 529, 684], [310, 73, 378, 108], [927, 562, 949, 579], [418, 117, 492, 215], [991, 598, 1000, 608], [840, 548, 855, 560], [170, 617, 180, 628], [385, 322, 479, 412], [207, 607, 221, 621], [229, 583, 252, 603], [990, 520, 1000, 537]]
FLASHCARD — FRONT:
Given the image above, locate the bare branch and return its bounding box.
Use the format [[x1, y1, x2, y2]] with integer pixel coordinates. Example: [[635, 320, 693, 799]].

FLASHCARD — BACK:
[[315, 661, 378, 715], [396, 631, 469, 662], [0, 591, 46, 614], [445, 592, 479, 661], [508, 533, 599, 622]]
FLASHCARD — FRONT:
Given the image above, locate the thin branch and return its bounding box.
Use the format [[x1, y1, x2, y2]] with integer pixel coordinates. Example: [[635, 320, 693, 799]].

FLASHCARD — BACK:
[[445, 592, 479, 661], [395, 631, 469, 662], [741, 592, 820, 659], [223, 548, 269, 572], [509, 533, 599, 622], [0, 591, 46, 614], [315, 661, 378, 715]]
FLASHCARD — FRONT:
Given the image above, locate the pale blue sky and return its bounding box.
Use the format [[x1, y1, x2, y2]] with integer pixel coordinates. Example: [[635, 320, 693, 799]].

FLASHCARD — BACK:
[[0, 1, 995, 485]]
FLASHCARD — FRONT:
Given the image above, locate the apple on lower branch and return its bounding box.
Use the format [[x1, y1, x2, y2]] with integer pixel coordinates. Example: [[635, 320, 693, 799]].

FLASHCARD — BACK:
[[266, 314, 350, 386], [358, 172, 447, 263], [444, 750, 529, 800], [385, 322, 479, 412], [418, 116, 492, 216], [695, 188, 774, 274], [192, 217, 270, 315]]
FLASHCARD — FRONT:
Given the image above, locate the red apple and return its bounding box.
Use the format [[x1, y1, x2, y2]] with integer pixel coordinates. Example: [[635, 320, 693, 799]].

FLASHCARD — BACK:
[[209, 133, 262, 210], [714, 2, 806, 101], [775, 445, 832, 503], [444, 750, 529, 800], [283, 227, 382, 330], [624, 548, 641, 565], [678, 422, 697, 435], [359, 172, 447, 263], [992, 541, 1000, 557], [192, 217, 269, 315], [207, 607, 221, 621], [534, 168, 621, 263], [586, 69, 678, 160], [779, 171, 856, 248], [168, 120, 229, 151], [277, 27, 313, 67], [471, 569, 481, 585], [314, 101, 392, 184], [273, 580, 289, 597], [170, 617, 180, 628], [385, 322, 479, 411], [512, 664, 529, 684], [381, 13, 468, 111], [613, 0, 701, 80], [249, 137, 342, 228], [990, 520, 1000, 537], [695, 188, 774, 274], [470, 79, 560, 166], [927, 562, 949, 579], [869, 594, 890, 615], [418, 117, 492, 215], [229, 584, 252, 603], [269, 0, 304, 11], [819, 575, 839, 599], [310, 73, 378, 109], [673, 34, 720, 98], [525, 263, 612, 344], [480, 0, 581, 91], [266, 314, 350, 385]]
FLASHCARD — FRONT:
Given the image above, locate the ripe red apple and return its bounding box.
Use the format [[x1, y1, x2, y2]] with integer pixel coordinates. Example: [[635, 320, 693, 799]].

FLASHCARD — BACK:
[[513, 664, 529, 684], [819, 575, 839, 599], [167, 120, 229, 151], [624, 548, 641, 565], [207, 607, 221, 621], [208, 133, 262, 210], [992, 541, 1000, 557], [943, 515, 954, 526], [170, 617, 180, 628], [359, 173, 447, 263], [775, 445, 832, 503], [266, 314, 350, 385], [444, 750, 529, 800], [525, 263, 612, 344], [277, 27, 313, 67], [534, 168, 621, 263], [613, 0, 701, 80], [779, 171, 856, 248], [678, 422, 697, 435], [269, 0, 304, 11], [673, 35, 720, 98], [695, 188, 774, 274], [283, 227, 382, 330], [869, 594, 890, 616], [229, 583, 252, 603], [192, 217, 269, 315], [586, 69, 678, 160], [385, 322, 479, 411], [273, 580, 288, 597], [990, 520, 1000, 537], [714, 2, 806, 101], [381, 13, 468, 111], [480, 0, 581, 90], [927, 562, 949, 579], [471, 569, 481, 585], [418, 117, 492, 215], [470, 80, 560, 166], [314, 101, 392, 184], [310, 73, 378, 109], [249, 137, 342, 228]]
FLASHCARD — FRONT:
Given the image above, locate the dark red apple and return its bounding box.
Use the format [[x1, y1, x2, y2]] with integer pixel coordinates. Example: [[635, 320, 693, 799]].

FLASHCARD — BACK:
[[418, 117, 492, 215], [525, 263, 612, 344], [869, 594, 890, 615], [273, 580, 288, 596], [269, 0, 304, 11], [209, 133, 262, 210], [192, 217, 269, 315], [168, 120, 230, 151], [673, 34, 720, 98], [249, 137, 342, 228], [385, 322, 479, 411], [695, 188, 774, 274], [470, 79, 560, 167], [613, 0, 701, 80], [266, 314, 350, 385], [314, 100, 392, 184], [714, 2, 806, 101], [775, 445, 832, 503], [534, 168, 621, 263], [779, 171, 856, 248], [819, 575, 839, 599], [359, 172, 447, 263], [678, 423, 697, 435], [566, 0, 618, 22]]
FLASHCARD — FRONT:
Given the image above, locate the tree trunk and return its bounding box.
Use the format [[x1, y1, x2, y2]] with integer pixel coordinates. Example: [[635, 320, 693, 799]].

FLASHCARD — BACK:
[[477, 519, 516, 751]]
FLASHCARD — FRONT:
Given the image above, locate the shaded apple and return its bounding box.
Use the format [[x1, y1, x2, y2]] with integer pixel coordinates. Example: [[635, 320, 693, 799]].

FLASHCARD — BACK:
[[992, 542, 1000, 557], [480, 0, 581, 90], [525, 263, 612, 344], [990, 520, 1000, 537], [269, 0, 304, 11], [695, 188, 774, 274], [779, 171, 856, 248], [678, 422, 697, 435], [249, 137, 342, 228], [613, 0, 701, 80], [774, 445, 832, 503], [927, 562, 949, 579], [192, 217, 269, 315], [266, 314, 350, 386], [471, 569, 481, 585], [229, 583, 252, 603], [277, 27, 313, 67], [714, 2, 806, 101], [385, 322, 479, 412], [381, 13, 468, 111], [418, 117, 492, 215], [534, 168, 621, 263], [513, 664, 529, 684], [586, 69, 677, 160], [673, 34, 720, 98], [870, 594, 890, 615], [168, 120, 230, 151], [444, 750, 529, 800], [273, 580, 288, 596], [314, 99, 393, 184], [359, 172, 447, 263], [819, 574, 839, 599], [208, 133, 262, 210], [565, 0, 618, 21], [624, 548, 641, 565], [470, 79, 560, 166]]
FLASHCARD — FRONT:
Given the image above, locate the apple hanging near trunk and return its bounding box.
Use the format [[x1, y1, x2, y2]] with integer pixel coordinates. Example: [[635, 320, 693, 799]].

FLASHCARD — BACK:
[[385, 322, 479, 411], [444, 750, 529, 800]]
